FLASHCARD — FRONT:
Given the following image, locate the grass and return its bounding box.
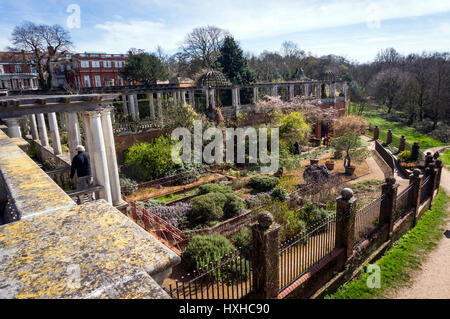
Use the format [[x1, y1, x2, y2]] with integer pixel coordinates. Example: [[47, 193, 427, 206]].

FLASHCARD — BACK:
[[442, 149, 450, 169], [327, 189, 449, 299], [349, 102, 446, 150]]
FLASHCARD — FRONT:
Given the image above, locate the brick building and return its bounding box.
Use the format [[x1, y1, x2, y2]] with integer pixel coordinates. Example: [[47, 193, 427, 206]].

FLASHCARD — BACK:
[[54, 52, 128, 88], [0, 52, 39, 91]]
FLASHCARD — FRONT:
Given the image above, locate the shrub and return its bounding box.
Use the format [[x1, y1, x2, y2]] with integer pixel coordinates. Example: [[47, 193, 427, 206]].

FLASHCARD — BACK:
[[119, 177, 139, 195], [190, 192, 227, 223], [299, 200, 330, 227], [249, 176, 280, 191], [282, 210, 307, 240], [333, 115, 368, 137], [182, 234, 236, 271], [271, 186, 289, 202], [277, 111, 311, 148], [231, 227, 252, 251], [198, 183, 233, 195], [223, 193, 246, 218], [124, 136, 178, 181], [398, 150, 411, 162]]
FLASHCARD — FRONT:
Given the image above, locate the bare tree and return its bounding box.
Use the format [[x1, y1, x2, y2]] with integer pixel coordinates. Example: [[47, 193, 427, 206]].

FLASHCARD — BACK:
[[9, 21, 72, 90], [180, 25, 231, 69]]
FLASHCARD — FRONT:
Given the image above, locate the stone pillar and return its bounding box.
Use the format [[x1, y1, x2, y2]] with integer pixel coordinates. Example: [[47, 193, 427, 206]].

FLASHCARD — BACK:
[[335, 188, 357, 260], [189, 90, 195, 107], [4, 118, 22, 138], [122, 95, 129, 115], [156, 92, 162, 118], [380, 177, 399, 239], [30, 114, 39, 140], [271, 85, 277, 97], [434, 160, 443, 196], [133, 94, 140, 120], [253, 86, 259, 103], [36, 113, 49, 147], [128, 94, 136, 120], [411, 142, 420, 161], [343, 82, 348, 100], [305, 83, 310, 97], [398, 135, 406, 152], [205, 88, 209, 110], [409, 169, 422, 227], [329, 82, 335, 98], [100, 107, 123, 206], [424, 152, 434, 168], [172, 90, 178, 106], [47, 112, 62, 155], [251, 211, 280, 299], [181, 90, 186, 105], [427, 163, 438, 202], [289, 85, 294, 101], [210, 89, 216, 110], [373, 125, 379, 140], [85, 111, 112, 204], [148, 92, 155, 120], [65, 112, 82, 160], [315, 119, 322, 139], [386, 129, 393, 144]]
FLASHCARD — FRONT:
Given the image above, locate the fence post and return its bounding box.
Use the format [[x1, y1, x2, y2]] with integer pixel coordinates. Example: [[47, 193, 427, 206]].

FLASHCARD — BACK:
[[398, 135, 406, 152], [434, 159, 443, 196], [373, 125, 379, 140], [380, 177, 398, 239], [424, 152, 434, 167], [335, 188, 357, 260], [386, 129, 392, 144], [251, 211, 281, 299], [409, 169, 422, 227], [411, 142, 420, 161]]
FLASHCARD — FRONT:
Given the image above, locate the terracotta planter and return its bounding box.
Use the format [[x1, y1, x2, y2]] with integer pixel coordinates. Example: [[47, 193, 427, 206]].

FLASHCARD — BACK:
[[325, 162, 335, 170], [345, 166, 356, 175], [310, 159, 319, 165]]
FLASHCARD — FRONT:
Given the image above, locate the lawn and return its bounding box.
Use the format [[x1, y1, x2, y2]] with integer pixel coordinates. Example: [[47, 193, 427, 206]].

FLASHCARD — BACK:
[[327, 189, 449, 299], [442, 149, 450, 169], [348, 102, 447, 150]]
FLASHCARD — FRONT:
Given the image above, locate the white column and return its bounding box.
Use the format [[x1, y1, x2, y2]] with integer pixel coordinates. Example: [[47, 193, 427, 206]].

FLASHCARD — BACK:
[[172, 90, 177, 106], [30, 114, 39, 140], [148, 92, 155, 119], [181, 90, 186, 105], [128, 94, 136, 120], [134, 94, 140, 120], [36, 113, 49, 147], [122, 95, 129, 115], [210, 89, 216, 110], [205, 88, 209, 110], [289, 85, 294, 101], [253, 87, 259, 103], [157, 92, 162, 118], [305, 83, 310, 97], [4, 118, 22, 138], [236, 87, 241, 106], [189, 90, 195, 107], [65, 112, 82, 160], [48, 112, 62, 155], [271, 85, 278, 96], [100, 107, 123, 206], [86, 111, 112, 204]]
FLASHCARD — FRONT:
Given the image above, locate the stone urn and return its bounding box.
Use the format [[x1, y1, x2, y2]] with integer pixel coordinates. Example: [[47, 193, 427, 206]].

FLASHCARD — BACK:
[[345, 166, 356, 175], [325, 160, 335, 170], [310, 159, 319, 165]]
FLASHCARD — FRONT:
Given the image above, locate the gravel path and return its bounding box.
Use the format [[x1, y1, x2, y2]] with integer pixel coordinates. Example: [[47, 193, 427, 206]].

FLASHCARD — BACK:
[[392, 146, 450, 299]]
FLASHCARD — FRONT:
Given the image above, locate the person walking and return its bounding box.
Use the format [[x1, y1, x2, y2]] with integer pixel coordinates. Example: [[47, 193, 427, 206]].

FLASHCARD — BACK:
[[70, 145, 94, 203]]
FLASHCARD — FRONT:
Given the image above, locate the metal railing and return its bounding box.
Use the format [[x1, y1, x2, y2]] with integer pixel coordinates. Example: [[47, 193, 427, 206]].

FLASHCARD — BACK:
[[278, 214, 336, 292], [166, 249, 254, 299], [394, 184, 414, 220], [354, 195, 384, 245], [67, 185, 103, 205], [420, 176, 432, 204]]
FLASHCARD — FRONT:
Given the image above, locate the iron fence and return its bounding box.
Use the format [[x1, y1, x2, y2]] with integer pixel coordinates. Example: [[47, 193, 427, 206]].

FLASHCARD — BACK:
[[394, 184, 414, 220], [354, 195, 384, 245], [278, 214, 336, 292], [420, 176, 433, 204], [165, 249, 254, 299]]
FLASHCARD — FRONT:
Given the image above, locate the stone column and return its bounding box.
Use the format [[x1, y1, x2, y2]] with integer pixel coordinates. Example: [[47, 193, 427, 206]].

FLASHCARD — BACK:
[[181, 90, 186, 105], [251, 211, 280, 299], [156, 92, 162, 118], [409, 169, 422, 227], [315, 119, 322, 139], [133, 94, 140, 120], [289, 85, 294, 101], [100, 107, 123, 206], [271, 85, 277, 97], [335, 188, 357, 260], [47, 112, 62, 155], [65, 112, 82, 160], [253, 86, 259, 103], [36, 113, 49, 147], [4, 118, 22, 138], [398, 135, 406, 152], [122, 95, 129, 115], [30, 114, 39, 140], [373, 125, 379, 140], [434, 159, 443, 196], [148, 92, 155, 120], [172, 90, 178, 106], [210, 89, 216, 110], [329, 82, 335, 98], [386, 129, 393, 144], [205, 88, 209, 110], [380, 177, 399, 239], [128, 94, 136, 120], [85, 111, 112, 204], [305, 83, 310, 97], [427, 163, 438, 202], [188, 90, 195, 107]]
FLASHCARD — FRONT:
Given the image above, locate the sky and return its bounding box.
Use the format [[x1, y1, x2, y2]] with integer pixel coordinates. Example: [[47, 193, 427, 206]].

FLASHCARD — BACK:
[[0, 0, 449, 63]]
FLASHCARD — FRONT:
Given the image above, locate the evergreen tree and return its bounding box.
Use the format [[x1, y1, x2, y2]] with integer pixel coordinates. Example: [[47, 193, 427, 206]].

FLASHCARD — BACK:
[[122, 51, 168, 85], [217, 36, 255, 85]]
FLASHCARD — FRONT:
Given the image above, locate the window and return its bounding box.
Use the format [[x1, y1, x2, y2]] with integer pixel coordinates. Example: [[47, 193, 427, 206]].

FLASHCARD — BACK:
[[103, 61, 112, 68], [84, 75, 91, 87], [15, 65, 22, 73], [94, 75, 101, 87], [91, 61, 100, 68], [81, 60, 90, 68], [115, 61, 123, 68]]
